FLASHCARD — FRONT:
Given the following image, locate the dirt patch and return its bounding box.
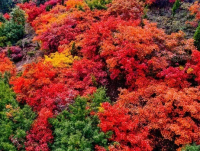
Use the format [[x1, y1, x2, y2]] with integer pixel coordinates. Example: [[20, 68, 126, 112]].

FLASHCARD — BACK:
[[15, 23, 44, 72], [147, 2, 196, 38]]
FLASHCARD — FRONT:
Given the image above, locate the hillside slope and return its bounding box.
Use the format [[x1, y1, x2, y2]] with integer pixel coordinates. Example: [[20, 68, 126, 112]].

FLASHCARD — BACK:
[[0, 0, 200, 151]]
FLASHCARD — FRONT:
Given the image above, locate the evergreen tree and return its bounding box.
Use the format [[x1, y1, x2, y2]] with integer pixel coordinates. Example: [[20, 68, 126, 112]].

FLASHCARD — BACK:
[[49, 88, 112, 151], [0, 74, 36, 150], [194, 23, 200, 51]]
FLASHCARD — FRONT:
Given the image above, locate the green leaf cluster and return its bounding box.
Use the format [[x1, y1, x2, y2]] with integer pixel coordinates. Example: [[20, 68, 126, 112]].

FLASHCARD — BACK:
[[85, 0, 112, 10], [0, 75, 36, 151], [172, 0, 181, 17], [194, 23, 200, 51], [49, 88, 112, 151], [182, 143, 200, 151], [0, 7, 25, 47], [0, 14, 6, 23], [10, 7, 26, 26], [0, 21, 24, 46]]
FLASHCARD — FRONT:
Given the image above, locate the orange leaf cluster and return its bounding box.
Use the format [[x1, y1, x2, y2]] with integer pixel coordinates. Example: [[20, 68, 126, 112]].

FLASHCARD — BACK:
[[0, 53, 16, 76]]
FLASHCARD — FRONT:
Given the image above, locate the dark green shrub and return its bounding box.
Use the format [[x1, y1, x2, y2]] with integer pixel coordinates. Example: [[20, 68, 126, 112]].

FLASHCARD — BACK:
[[49, 88, 112, 151], [70, 42, 77, 56], [0, 7, 25, 47], [194, 23, 200, 51], [10, 7, 26, 26], [0, 36, 7, 47], [22, 0, 30, 3], [85, 0, 112, 10], [0, 74, 36, 150], [0, 21, 24, 46], [182, 143, 200, 151], [0, 14, 6, 23], [172, 0, 181, 17], [46, 5, 53, 11]]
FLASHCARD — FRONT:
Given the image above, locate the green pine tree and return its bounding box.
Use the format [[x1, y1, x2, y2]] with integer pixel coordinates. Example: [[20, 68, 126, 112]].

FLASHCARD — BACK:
[[49, 88, 112, 151], [182, 143, 200, 151], [194, 23, 200, 51], [0, 74, 36, 150]]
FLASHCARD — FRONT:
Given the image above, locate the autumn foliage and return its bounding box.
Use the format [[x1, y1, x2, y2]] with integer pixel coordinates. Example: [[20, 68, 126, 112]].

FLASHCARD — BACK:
[[116, 83, 200, 149], [0, 53, 16, 76], [98, 102, 152, 151], [10, 58, 107, 150], [0, 0, 198, 151]]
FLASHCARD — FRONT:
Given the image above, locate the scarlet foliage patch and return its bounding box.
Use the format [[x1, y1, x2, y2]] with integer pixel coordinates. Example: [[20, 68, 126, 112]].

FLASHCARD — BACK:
[[10, 62, 68, 150], [9, 0, 200, 150], [34, 17, 79, 53], [11, 59, 107, 111], [157, 67, 191, 89], [188, 50, 200, 84], [117, 83, 200, 149], [81, 18, 194, 90], [10, 58, 107, 150], [3, 13, 10, 20], [18, 0, 62, 22], [98, 102, 152, 151], [25, 108, 53, 151]]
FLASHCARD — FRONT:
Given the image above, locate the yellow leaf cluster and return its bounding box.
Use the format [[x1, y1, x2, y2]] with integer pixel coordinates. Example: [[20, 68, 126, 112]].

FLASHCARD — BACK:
[[98, 103, 104, 112], [44, 50, 80, 68], [187, 67, 193, 74]]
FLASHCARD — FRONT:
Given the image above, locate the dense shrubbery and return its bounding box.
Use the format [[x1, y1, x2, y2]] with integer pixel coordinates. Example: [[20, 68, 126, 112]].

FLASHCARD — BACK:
[[0, 74, 36, 151], [85, 0, 112, 10], [10, 58, 107, 150], [0, 21, 24, 46], [0, 7, 25, 47], [0, 0, 199, 150], [0, 53, 16, 76], [10, 7, 26, 26], [49, 88, 112, 151], [182, 143, 200, 151], [117, 83, 200, 149], [194, 23, 200, 50], [98, 102, 152, 150]]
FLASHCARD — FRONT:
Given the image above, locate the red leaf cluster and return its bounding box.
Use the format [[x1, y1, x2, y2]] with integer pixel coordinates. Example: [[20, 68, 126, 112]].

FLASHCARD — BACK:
[[107, 0, 144, 20], [18, 0, 62, 22], [98, 102, 152, 151], [3, 13, 10, 20], [25, 108, 53, 151], [117, 83, 200, 148], [10, 58, 107, 150], [11, 0, 200, 150], [34, 17, 79, 53]]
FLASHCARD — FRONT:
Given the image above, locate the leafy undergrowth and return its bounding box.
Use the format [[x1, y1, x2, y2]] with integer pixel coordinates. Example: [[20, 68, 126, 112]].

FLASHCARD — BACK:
[[0, 0, 200, 151], [49, 88, 112, 151], [0, 73, 36, 151]]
